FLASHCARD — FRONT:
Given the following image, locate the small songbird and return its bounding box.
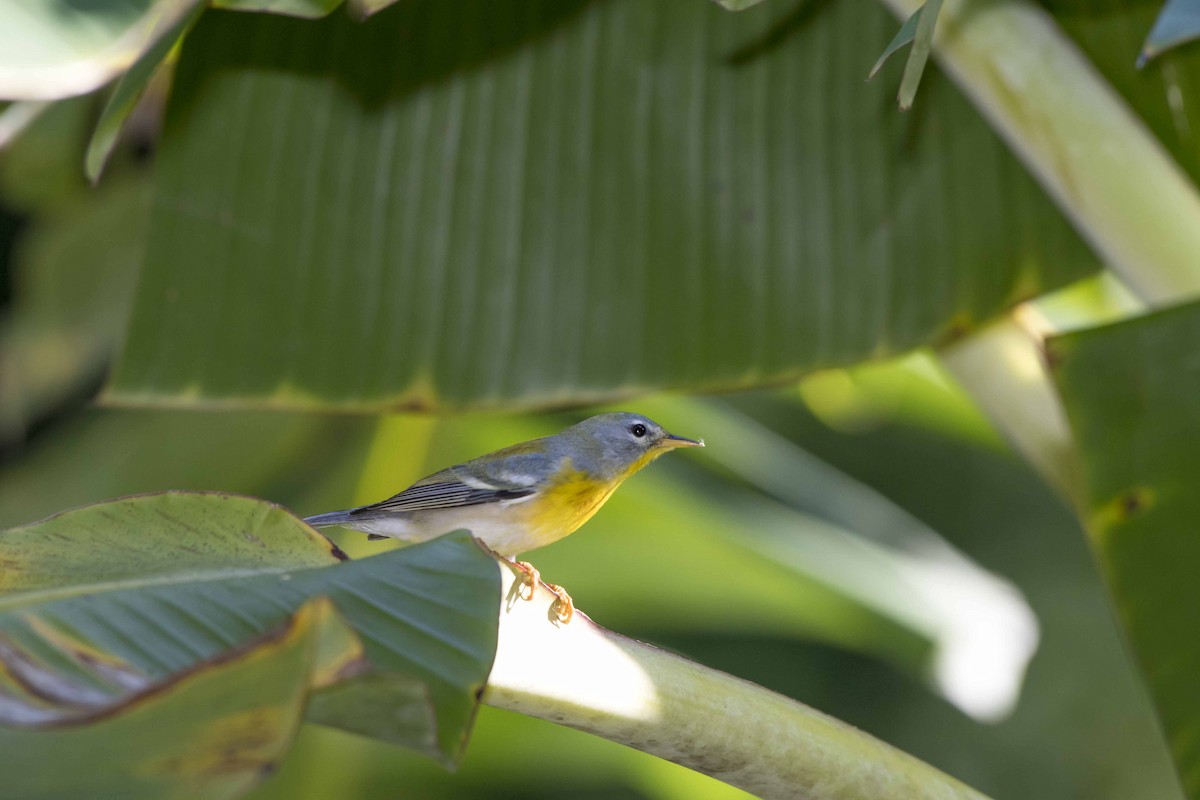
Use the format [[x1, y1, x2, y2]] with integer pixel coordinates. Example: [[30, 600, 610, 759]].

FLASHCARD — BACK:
[[304, 412, 703, 622]]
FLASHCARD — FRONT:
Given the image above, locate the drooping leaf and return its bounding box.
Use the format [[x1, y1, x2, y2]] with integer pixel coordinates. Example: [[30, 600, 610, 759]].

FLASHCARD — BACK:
[[0, 494, 500, 766], [106, 0, 1095, 412], [0, 598, 368, 800], [897, 0, 941, 110], [868, 6, 923, 81], [0, 0, 199, 101], [1049, 300, 1200, 798], [1139, 0, 1200, 67], [85, 4, 204, 183]]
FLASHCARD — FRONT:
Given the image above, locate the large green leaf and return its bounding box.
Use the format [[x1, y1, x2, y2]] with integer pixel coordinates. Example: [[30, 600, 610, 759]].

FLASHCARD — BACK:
[[1049, 301, 1200, 798], [0, 494, 500, 770], [106, 0, 1094, 411]]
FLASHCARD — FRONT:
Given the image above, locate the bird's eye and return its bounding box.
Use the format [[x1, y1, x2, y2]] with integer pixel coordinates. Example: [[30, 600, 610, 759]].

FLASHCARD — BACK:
[[631, 424, 647, 438]]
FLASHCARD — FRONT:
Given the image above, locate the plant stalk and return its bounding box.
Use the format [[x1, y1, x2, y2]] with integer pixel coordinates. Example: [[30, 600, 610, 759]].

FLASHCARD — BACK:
[[941, 311, 1080, 503], [877, 0, 1200, 302], [483, 563, 990, 800]]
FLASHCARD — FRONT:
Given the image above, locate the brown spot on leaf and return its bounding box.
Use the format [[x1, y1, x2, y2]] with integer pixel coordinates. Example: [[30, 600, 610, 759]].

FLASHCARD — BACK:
[[1092, 486, 1157, 534], [1120, 488, 1153, 517]]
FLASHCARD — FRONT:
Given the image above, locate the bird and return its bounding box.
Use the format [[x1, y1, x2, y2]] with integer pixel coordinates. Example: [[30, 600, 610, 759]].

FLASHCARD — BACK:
[[304, 412, 704, 623]]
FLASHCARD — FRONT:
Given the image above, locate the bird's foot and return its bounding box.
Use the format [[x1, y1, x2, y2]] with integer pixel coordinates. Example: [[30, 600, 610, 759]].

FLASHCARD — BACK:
[[546, 583, 574, 624], [511, 560, 540, 601], [507, 561, 573, 623]]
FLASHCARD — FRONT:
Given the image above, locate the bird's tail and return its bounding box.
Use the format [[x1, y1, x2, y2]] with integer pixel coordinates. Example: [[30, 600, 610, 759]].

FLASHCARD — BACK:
[[303, 509, 357, 528]]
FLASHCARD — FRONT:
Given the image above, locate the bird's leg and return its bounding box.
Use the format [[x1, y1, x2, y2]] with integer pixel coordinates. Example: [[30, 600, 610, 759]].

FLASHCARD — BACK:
[[511, 560, 540, 601], [546, 584, 574, 625]]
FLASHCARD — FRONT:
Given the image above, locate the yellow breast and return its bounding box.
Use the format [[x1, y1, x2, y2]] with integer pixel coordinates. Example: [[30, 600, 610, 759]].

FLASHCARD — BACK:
[[524, 469, 621, 546]]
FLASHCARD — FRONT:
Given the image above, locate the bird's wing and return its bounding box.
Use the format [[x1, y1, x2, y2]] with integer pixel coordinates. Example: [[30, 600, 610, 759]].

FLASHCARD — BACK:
[[352, 441, 553, 516]]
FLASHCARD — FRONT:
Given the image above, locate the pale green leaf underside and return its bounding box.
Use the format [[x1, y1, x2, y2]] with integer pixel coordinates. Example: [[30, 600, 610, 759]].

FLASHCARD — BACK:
[[1050, 302, 1200, 799], [85, 4, 204, 183], [213, 0, 345, 19], [107, 0, 1095, 412], [0, 0, 197, 100]]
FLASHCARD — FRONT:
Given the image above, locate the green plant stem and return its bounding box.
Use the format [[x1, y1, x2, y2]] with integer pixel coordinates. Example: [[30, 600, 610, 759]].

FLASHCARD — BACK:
[[941, 312, 1081, 504], [941, 275, 1145, 505], [877, 0, 1200, 302], [482, 562, 989, 800]]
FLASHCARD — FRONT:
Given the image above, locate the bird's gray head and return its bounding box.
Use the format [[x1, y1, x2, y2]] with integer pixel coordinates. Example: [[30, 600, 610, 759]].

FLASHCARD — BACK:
[[560, 412, 704, 479]]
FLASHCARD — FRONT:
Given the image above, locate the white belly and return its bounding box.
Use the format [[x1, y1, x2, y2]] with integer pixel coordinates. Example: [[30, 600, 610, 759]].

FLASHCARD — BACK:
[[350, 502, 543, 557]]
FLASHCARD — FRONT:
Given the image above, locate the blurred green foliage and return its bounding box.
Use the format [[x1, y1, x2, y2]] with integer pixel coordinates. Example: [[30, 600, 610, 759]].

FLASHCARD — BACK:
[[0, 117, 1183, 791]]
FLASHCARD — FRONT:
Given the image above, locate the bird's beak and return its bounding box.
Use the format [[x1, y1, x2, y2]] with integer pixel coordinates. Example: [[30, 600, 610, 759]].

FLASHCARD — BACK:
[[662, 433, 705, 449]]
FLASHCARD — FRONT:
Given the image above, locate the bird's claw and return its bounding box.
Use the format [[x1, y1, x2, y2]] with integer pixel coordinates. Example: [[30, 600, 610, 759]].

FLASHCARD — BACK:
[[508, 560, 573, 624], [547, 583, 574, 624], [512, 560, 539, 601]]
